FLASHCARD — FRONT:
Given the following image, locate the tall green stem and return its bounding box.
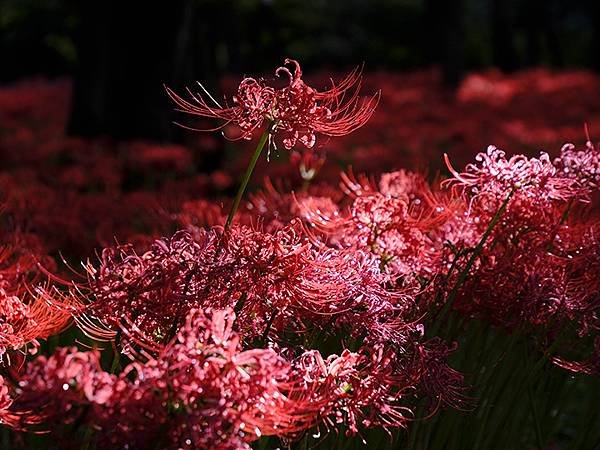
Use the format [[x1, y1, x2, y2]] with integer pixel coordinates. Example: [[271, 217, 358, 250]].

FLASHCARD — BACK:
[[224, 126, 272, 231], [431, 189, 514, 335], [109, 330, 122, 374]]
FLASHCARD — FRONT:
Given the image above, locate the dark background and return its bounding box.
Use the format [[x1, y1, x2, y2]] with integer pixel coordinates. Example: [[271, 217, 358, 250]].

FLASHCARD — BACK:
[[1, 0, 598, 142]]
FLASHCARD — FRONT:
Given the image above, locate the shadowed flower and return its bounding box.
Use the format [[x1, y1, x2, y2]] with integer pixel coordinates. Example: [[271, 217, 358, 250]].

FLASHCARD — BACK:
[[0, 237, 75, 360], [416, 339, 470, 411], [2, 347, 113, 431]]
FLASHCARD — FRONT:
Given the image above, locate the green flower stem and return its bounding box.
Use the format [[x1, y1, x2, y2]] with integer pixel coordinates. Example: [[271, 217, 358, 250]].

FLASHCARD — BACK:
[[216, 126, 272, 321], [528, 383, 544, 450], [109, 330, 122, 374], [79, 426, 95, 450], [431, 189, 514, 336], [224, 125, 272, 231], [484, 324, 573, 447]]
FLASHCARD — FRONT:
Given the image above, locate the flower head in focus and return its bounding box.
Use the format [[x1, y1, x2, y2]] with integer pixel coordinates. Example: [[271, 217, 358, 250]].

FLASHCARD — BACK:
[[444, 145, 585, 202], [554, 140, 600, 195], [444, 146, 556, 196], [166, 58, 379, 151], [271, 59, 380, 149], [166, 76, 274, 142]]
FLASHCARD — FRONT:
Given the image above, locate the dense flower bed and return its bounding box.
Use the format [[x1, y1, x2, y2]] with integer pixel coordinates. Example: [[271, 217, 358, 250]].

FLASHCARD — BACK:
[[0, 62, 598, 449]]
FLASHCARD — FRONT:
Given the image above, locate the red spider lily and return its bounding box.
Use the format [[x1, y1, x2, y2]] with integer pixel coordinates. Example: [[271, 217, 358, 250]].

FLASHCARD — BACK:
[[553, 221, 600, 335], [298, 169, 448, 279], [296, 245, 417, 345], [378, 169, 430, 200], [284, 333, 466, 438], [434, 145, 599, 360], [0, 342, 164, 444], [554, 141, 600, 195], [0, 376, 15, 428], [62, 219, 415, 351], [0, 235, 49, 296], [240, 179, 344, 232], [443, 146, 584, 202], [415, 338, 471, 411], [2, 347, 113, 431], [0, 289, 74, 359], [95, 308, 308, 449], [293, 347, 415, 436], [444, 210, 599, 344], [150, 308, 311, 448], [3, 66, 600, 448], [3, 309, 318, 449], [290, 339, 467, 437], [166, 76, 275, 141], [271, 59, 380, 149], [0, 292, 36, 357], [166, 59, 379, 150], [0, 236, 74, 360]]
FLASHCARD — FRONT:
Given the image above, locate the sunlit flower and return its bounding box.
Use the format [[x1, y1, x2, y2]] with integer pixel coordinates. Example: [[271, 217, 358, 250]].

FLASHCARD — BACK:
[[271, 59, 379, 149], [554, 141, 600, 195], [166, 58, 379, 150], [444, 146, 564, 198], [294, 347, 414, 435]]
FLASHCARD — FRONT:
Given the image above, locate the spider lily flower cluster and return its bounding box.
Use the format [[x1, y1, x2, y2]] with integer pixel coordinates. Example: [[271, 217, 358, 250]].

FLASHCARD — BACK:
[[0, 60, 599, 449]]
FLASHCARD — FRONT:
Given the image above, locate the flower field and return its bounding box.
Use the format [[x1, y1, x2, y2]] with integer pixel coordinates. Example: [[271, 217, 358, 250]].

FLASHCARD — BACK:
[[0, 61, 599, 449]]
